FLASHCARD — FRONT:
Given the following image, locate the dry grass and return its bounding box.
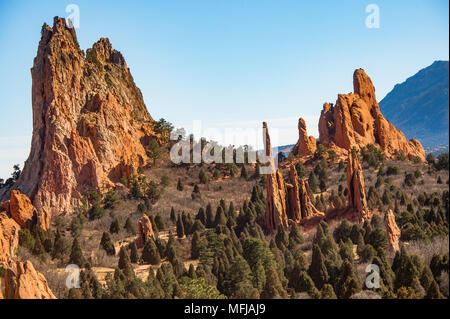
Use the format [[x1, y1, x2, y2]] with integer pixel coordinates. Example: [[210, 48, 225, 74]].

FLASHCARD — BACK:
[[404, 235, 449, 266], [144, 162, 259, 220]]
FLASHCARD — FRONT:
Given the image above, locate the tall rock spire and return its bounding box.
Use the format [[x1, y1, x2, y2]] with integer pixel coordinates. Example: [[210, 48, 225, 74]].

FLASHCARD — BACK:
[[346, 151, 370, 222], [384, 209, 401, 252], [286, 165, 301, 222], [263, 122, 289, 233], [0, 17, 158, 216], [291, 118, 317, 157]]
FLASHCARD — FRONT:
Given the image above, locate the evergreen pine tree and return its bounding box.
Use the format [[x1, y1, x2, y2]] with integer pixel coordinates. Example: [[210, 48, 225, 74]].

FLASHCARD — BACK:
[[199, 169, 209, 184], [335, 260, 361, 299], [196, 207, 206, 225], [241, 164, 248, 179], [52, 229, 68, 260], [69, 237, 85, 266], [308, 171, 319, 193], [118, 246, 134, 279], [109, 217, 121, 234], [206, 203, 214, 228], [308, 244, 329, 289], [289, 223, 304, 247], [129, 241, 139, 263], [67, 288, 83, 299], [191, 231, 202, 259], [320, 283, 337, 299], [176, 215, 185, 238], [124, 217, 135, 235], [100, 232, 115, 256], [142, 239, 161, 265], [261, 267, 289, 299], [176, 178, 184, 191], [33, 235, 46, 260], [170, 207, 176, 223], [214, 206, 227, 227]]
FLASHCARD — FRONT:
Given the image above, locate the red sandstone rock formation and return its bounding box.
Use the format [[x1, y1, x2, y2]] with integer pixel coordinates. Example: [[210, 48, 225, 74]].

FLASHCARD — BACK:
[[263, 122, 289, 233], [0, 190, 49, 231], [0, 211, 56, 299], [385, 209, 401, 251], [291, 118, 317, 157], [0, 17, 158, 217], [346, 152, 371, 222], [0, 213, 20, 263], [298, 178, 323, 219], [136, 215, 155, 249], [4, 260, 56, 299], [318, 69, 425, 160], [286, 165, 301, 222]]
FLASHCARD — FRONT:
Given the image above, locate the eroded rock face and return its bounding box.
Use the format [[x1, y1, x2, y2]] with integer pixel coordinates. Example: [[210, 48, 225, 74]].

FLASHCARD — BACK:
[[292, 118, 317, 157], [298, 179, 323, 219], [9, 190, 38, 230], [136, 215, 155, 249], [263, 122, 289, 234], [286, 165, 301, 222], [0, 17, 157, 217], [318, 69, 425, 160], [0, 213, 20, 263], [0, 190, 49, 231], [385, 209, 401, 251], [4, 260, 56, 299], [346, 152, 370, 222]]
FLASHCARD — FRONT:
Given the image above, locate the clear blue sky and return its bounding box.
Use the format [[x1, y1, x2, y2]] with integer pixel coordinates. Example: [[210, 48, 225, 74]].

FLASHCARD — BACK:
[[0, 0, 448, 178]]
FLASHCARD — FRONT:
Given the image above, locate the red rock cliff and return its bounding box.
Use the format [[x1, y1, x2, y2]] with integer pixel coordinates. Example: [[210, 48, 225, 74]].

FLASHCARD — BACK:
[[0, 17, 158, 217]]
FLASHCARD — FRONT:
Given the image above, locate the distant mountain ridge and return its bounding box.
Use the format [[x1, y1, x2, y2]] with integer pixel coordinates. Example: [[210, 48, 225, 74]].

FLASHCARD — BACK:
[[380, 61, 449, 148]]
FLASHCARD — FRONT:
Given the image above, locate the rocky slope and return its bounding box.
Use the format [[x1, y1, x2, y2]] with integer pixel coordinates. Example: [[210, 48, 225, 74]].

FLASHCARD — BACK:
[[318, 69, 425, 160], [380, 61, 449, 148], [0, 17, 159, 217]]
